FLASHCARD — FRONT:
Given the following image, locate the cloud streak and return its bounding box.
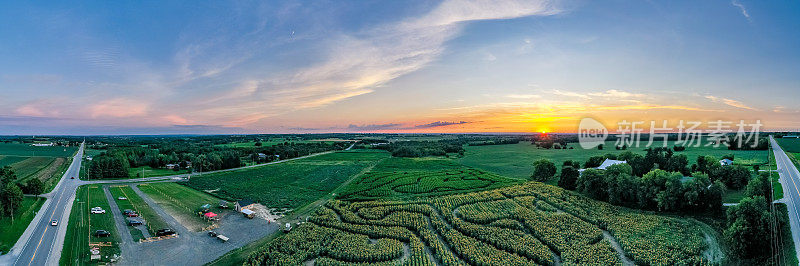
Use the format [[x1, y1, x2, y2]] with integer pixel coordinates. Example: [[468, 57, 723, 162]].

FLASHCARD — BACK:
[[705, 95, 758, 110], [731, 0, 751, 22], [261, 0, 561, 112]]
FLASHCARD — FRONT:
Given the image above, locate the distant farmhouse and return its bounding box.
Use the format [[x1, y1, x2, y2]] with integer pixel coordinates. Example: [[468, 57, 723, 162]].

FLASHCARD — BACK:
[[597, 159, 627, 170], [579, 159, 628, 173], [31, 142, 54, 147]]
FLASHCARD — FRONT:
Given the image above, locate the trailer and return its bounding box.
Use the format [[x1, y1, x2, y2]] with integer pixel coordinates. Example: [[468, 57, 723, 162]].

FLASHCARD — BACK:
[[216, 235, 229, 242]]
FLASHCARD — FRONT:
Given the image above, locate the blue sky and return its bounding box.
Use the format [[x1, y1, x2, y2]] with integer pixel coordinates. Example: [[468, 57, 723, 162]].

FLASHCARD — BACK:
[[1, 0, 798, 134]]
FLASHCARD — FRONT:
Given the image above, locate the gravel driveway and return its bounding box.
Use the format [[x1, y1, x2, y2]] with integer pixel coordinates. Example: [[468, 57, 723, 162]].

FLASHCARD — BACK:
[[111, 184, 280, 265]]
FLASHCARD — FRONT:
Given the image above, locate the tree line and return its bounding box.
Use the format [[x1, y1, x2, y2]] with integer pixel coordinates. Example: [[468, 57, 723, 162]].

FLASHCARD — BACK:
[[88, 139, 352, 179], [0, 166, 46, 221]]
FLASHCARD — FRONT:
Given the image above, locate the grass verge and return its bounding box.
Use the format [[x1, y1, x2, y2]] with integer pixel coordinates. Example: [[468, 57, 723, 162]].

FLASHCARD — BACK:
[[0, 196, 45, 254], [138, 182, 223, 231], [108, 185, 168, 237], [60, 185, 120, 265]]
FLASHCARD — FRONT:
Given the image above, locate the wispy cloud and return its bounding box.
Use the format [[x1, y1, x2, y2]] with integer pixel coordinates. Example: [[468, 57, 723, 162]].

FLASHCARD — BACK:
[[261, 0, 562, 112], [89, 98, 148, 118], [506, 94, 541, 99], [550, 89, 591, 99], [347, 123, 402, 131], [413, 121, 470, 129], [731, 0, 751, 22], [588, 89, 645, 98], [705, 95, 758, 110]]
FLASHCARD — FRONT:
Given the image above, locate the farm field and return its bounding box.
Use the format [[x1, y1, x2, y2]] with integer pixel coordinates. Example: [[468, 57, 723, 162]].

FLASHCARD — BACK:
[[0, 197, 45, 254], [138, 182, 225, 231], [184, 150, 389, 210], [128, 166, 189, 179], [60, 185, 120, 265], [213, 138, 336, 148], [247, 182, 720, 265], [776, 138, 800, 153], [0, 142, 77, 157], [108, 185, 168, 239], [9, 157, 57, 180], [338, 157, 521, 201], [0, 155, 27, 167], [458, 141, 769, 180]]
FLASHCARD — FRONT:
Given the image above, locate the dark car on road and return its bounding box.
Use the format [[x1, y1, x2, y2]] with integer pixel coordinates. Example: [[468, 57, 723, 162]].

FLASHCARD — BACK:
[[156, 228, 176, 236], [95, 230, 111, 237], [128, 219, 143, 226], [123, 209, 139, 217]]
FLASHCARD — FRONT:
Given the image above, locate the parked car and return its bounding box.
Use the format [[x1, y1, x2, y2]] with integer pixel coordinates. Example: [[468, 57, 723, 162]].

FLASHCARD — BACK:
[[123, 209, 138, 217], [208, 231, 218, 237], [91, 207, 105, 214], [50, 220, 58, 226], [156, 228, 176, 237], [128, 219, 143, 226], [95, 230, 111, 237]]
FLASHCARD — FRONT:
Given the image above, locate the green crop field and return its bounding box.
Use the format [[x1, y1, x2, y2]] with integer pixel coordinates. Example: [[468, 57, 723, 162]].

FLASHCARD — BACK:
[[246, 182, 720, 265], [9, 157, 57, 180], [108, 185, 168, 238], [338, 157, 521, 201], [60, 185, 120, 265], [138, 182, 224, 231], [0, 197, 45, 254], [128, 166, 189, 179], [0, 142, 77, 157], [184, 150, 390, 210], [0, 155, 27, 167], [777, 138, 800, 153], [458, 141, 769, 180], [213, 138, 330, 148]]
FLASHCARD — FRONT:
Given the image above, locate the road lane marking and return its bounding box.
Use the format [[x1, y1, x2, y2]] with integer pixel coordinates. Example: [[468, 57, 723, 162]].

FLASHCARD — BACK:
[[28, 168, 69, 266]]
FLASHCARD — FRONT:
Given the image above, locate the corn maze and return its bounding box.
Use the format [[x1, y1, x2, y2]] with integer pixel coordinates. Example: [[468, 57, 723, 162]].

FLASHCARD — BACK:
[[338, 158, 521, 201], [246, 182, 717, 266]]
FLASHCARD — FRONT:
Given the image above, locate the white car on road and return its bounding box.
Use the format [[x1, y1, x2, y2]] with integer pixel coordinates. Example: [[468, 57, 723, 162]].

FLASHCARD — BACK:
[[50, 220, 58, 226]]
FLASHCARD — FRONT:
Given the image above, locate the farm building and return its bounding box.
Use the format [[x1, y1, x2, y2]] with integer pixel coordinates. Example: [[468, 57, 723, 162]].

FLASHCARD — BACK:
[[32, 142, 54, 147], [241, 208, 255, 219], [719, 159, 733, 166], [235, 199, 256, 211], [596, 159, 627, 170]]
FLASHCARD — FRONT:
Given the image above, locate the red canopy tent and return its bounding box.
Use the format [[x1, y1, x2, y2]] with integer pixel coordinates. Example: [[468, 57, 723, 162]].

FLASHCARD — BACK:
[[204, 212, 218, 220]]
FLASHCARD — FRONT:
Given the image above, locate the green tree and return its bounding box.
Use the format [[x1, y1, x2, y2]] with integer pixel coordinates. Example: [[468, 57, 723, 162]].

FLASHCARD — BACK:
[[577, 169, 607, 200], [584, 156, 605, 168], [745, 172, 772, 201], [23, 178, 44, 196], [558, 166, 579, 190], [1, 183, 23, 220], [531, 159, 556, 182], [724, 196, 777, 259]]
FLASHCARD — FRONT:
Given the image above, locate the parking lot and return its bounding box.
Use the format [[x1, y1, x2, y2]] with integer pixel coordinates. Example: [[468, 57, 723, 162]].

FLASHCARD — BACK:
[[100, 183, 280, 265]]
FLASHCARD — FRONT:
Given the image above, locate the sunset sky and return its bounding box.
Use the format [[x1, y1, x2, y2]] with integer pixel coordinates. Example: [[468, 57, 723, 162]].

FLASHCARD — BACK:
[[1, 0, 799, 135]]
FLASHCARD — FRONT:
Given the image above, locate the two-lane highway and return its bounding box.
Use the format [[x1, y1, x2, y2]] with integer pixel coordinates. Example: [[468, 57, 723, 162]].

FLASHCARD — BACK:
[[8, 143, 84, 266], [770, 136, 800, 263]]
